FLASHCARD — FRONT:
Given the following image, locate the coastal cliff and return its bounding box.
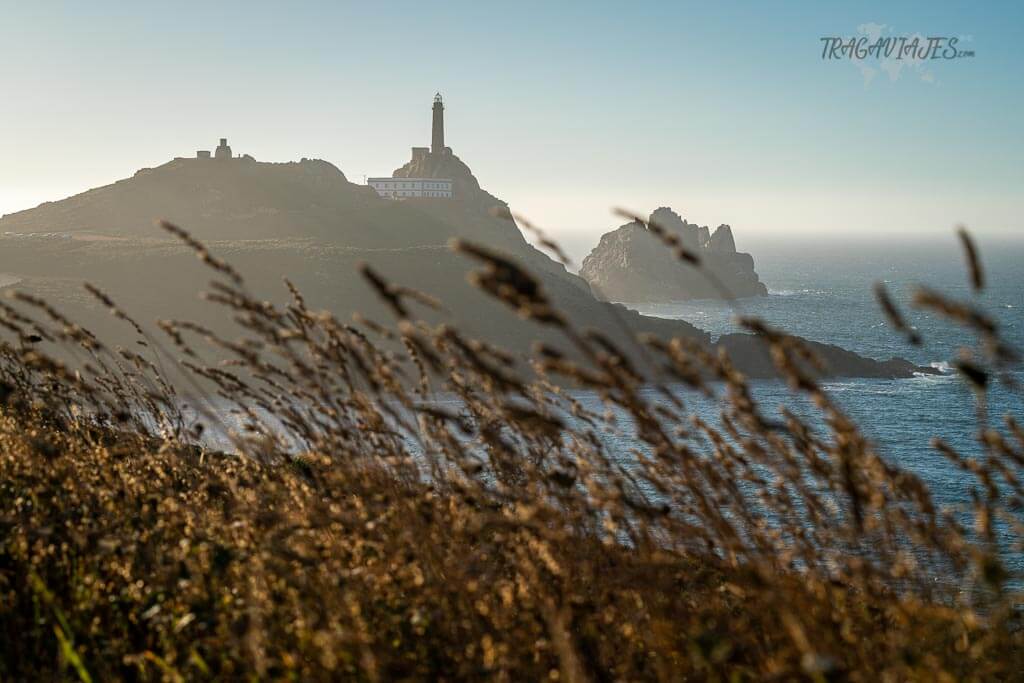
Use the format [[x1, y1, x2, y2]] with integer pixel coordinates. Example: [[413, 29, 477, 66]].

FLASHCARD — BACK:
[[580, 207, 768, 303]]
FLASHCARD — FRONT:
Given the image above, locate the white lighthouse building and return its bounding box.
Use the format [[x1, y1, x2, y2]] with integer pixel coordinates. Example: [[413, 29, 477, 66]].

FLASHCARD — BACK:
[[366, 178, 453, 199]]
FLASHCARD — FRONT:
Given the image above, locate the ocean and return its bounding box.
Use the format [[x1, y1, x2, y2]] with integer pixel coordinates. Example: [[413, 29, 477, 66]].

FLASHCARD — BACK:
[[623, 237, 1024, 571], [632, 238, 1023, 369], [627, 240, 1023, 458]]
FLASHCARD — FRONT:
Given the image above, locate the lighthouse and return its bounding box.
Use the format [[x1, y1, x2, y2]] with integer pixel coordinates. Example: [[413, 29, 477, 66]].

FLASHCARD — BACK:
[[367, 93, 455, 200], [431, 93, 444, 155]]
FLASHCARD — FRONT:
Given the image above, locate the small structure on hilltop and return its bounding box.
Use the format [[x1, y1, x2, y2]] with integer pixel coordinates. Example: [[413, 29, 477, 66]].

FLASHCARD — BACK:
[[196, 138, 236, 161], [215, 138, 232, 160], [367, 94, 454, 200]]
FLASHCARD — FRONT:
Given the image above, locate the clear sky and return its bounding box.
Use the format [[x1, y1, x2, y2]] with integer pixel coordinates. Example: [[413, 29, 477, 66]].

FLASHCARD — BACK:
[[1, 1, 1020, 259]]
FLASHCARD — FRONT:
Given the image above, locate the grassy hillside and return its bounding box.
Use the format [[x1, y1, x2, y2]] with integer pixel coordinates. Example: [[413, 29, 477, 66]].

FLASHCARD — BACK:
[[0, 230, 1021, 679]]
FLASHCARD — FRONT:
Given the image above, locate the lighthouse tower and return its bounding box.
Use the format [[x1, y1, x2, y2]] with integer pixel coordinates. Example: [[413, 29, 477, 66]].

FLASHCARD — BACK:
[[431, 93, 445, 155]]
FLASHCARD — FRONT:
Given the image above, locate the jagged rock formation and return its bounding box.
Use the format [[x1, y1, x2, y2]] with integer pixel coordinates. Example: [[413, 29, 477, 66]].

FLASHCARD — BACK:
[[580, 207, 768, 303], [707, 224, 736, 253]]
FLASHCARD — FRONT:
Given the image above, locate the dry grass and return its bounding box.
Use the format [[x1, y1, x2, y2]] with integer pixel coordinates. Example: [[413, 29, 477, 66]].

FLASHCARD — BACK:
[[0, 224, 1021, 680]]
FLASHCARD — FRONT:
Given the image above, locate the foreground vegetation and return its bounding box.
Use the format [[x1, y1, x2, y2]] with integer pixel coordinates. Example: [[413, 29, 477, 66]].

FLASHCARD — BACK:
[[0, 222, 1021, 680]]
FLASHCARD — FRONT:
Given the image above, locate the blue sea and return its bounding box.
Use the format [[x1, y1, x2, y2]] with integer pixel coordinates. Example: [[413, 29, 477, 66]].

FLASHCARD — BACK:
[[624, 238, 1024, 572]]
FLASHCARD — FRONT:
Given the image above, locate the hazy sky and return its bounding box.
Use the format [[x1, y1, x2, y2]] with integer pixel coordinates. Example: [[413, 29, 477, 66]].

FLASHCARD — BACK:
[[1, 1, 1020, 259]]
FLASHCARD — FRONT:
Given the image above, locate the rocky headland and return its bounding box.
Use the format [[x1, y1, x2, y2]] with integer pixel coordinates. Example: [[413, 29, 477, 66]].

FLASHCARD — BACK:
[[0, 140, 929, 380]]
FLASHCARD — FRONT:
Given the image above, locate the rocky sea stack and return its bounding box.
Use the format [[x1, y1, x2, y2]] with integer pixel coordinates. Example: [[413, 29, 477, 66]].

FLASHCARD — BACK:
[[580, 207, 768, 303]]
